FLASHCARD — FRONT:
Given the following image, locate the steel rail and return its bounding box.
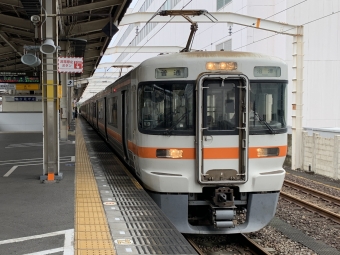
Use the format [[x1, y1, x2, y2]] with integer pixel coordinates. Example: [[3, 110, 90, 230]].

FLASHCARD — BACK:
[[280, 191, 340, 224], [284, 179, 340, 205], [184, 234, 271, 255], [239, 234, 272, 255], [184, 235, 204, 255]]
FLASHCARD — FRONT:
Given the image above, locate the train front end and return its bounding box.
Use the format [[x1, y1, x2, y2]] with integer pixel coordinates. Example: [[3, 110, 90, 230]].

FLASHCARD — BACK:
[[136, 51, 288, 234]]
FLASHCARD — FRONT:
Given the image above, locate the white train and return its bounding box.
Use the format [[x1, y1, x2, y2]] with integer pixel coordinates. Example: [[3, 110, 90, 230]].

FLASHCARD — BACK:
[[80, 51, 287, 234]]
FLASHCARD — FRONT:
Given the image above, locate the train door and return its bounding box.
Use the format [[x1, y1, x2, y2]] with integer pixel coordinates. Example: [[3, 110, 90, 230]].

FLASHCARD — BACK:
[[196, 75, 249, 184], [121, 90, 129, 162]]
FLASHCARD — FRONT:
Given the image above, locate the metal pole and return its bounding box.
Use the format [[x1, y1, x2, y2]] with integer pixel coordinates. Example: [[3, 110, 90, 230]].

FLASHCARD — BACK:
[[40, 0, 62, 182], [291, 27, 304, 170], [60, 41, 68, 141]]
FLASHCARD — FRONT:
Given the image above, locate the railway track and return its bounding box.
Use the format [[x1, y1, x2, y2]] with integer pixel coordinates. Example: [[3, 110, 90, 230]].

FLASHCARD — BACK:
[[185, 233, 272, 255], [281, 179, 340, 224]]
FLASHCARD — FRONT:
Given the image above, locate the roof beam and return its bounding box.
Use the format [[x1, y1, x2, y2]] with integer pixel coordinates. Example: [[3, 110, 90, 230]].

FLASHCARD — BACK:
[[0, 14, 33, 30], [83, 61, 97, 67], [0, 46, 17, 54], [0, 26, 34, 38], [0, 63, 28, 70], [1, 0, 23, 7], [120, 12, 300, 36], [10, 38, 34, 45], [74, 72, 91, 78], [0, 57, 23, 66], [67, 19, 110, 36], [61, 0, 122, 14], [0, 32, 22, 56], [83, 66, 98, 72], [84, 49, 101, 59], [86, 42, 104, 49]]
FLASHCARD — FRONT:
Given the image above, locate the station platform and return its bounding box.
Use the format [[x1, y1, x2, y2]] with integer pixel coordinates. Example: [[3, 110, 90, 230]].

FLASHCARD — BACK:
[[0, 118, 197, 255]]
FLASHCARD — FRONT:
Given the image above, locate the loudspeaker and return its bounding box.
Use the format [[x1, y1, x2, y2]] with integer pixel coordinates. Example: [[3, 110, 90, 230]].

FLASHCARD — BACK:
[[40, 39, 56, 54], [21, 53, 41, 67], [102, 22, 119, 37]]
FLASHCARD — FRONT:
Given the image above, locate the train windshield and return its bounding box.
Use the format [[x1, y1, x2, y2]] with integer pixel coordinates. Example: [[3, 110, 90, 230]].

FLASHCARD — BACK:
[[138, 82, 194, 134], [249, 82, 287, 134]]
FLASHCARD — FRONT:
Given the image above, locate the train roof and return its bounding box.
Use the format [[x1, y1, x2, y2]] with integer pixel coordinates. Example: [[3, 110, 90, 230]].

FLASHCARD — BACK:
[[140, 51, 287, 66], [81, 51, 287, 105]]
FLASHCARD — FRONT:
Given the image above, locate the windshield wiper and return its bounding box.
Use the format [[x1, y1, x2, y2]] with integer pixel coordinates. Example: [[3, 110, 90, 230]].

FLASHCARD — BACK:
[[254, 112, 276, 134], [163, 111, 190, 135]]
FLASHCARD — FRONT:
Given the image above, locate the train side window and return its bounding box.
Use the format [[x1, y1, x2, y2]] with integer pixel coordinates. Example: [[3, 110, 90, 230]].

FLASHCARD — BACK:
[[138, 82, 194, 134], [108, 97, 118, 127], [98, 100, 104, 119]]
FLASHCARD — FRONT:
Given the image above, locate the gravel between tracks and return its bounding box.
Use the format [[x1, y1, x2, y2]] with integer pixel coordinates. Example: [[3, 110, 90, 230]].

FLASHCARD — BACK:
[[276, 171, 340, 251], [246, 226, 317, 255]]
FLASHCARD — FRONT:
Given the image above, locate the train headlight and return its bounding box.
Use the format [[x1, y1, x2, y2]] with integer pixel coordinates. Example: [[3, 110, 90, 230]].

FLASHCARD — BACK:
[[156, 149, 183, 158], [206, 62, 237, 71], [257, 147, 279, 157]]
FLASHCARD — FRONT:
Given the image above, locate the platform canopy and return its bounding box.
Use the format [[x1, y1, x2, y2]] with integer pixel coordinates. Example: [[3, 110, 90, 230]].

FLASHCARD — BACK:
[[0, 0, 132, 101]]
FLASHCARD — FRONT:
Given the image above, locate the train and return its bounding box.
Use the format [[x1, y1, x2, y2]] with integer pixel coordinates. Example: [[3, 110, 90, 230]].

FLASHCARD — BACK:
[[80, 51, 288, 234]]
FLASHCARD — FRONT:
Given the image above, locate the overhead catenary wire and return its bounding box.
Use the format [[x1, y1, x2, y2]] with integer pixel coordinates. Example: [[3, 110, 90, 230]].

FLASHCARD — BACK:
[[233, 8, 340, 51], [199, 0, 309, 51], [83, 0, 339, 101]]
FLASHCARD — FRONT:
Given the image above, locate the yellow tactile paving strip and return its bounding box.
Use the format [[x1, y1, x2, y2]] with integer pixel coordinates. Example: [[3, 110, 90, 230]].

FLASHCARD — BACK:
[[75, 119, 116, 255]]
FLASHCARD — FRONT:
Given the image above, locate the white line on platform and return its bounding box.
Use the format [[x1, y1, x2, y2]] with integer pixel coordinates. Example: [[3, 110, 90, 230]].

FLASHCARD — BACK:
[[0, 160, 72, 167], [3, 166, 18, 177], [0, 156, 72, 164], [23, 247, 64, 255], [0, 229, 74, 245], [63, 229, 74, 255]]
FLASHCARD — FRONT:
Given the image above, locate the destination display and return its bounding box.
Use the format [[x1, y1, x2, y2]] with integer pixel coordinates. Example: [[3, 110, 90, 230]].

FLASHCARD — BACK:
[[0, 71, 40, 83], [254, 66, 281, 77], [155, 67, 188, 79]]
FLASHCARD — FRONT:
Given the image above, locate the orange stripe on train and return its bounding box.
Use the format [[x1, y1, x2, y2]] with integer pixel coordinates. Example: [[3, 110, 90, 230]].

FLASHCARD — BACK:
[[106, 128, 287, 159], [135, 146, 287, 159]]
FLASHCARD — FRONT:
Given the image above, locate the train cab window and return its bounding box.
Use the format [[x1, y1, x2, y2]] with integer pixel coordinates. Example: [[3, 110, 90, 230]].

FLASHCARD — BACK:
[[203, 80, 237, 132], [249, 82, 287, 134], [138, 82, 195, 135]]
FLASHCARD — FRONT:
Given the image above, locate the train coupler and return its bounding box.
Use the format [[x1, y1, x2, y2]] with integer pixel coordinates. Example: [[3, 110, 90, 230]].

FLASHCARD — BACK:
[[213, 187, 234, 207]]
